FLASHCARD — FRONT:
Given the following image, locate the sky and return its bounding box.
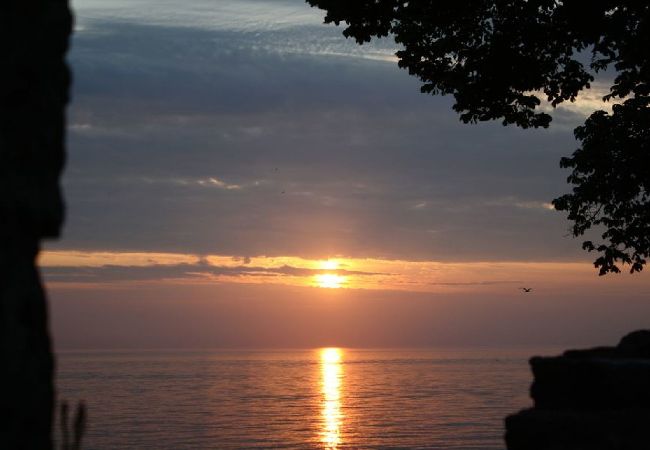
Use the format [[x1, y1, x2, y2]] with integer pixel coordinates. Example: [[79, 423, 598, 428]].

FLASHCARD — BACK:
[[44, 0, 650, 350]]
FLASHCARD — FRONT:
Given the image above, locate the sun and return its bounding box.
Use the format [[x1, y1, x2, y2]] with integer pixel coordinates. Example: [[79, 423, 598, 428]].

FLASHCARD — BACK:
[[321, 347, 342, 363], [315, 273, 346, 289]]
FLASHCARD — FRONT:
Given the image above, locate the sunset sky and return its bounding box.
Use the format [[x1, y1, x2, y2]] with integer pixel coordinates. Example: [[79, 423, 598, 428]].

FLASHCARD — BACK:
[[45, 0, 650, 350]]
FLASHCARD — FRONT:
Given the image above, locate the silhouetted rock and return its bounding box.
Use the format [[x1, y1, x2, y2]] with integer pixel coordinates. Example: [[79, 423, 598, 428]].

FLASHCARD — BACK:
[[617, 329, 650, 358], [562, 346, 621, 359], [506, 330, 650, 450], [1, 1, 72, 448], [506, 408, 650, 450], [530, 355, 650, 410]]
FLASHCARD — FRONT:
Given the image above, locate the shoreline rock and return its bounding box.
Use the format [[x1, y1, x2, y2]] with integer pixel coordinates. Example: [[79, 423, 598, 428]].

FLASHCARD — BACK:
[[505, 330, 650, 449]]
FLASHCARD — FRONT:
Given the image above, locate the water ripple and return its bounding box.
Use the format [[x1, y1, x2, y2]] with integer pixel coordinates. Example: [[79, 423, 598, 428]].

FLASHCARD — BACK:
[[56, 348, 535, 449]]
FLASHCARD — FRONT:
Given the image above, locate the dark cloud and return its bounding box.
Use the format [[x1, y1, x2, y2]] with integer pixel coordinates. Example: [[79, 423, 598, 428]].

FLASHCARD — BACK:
[[41, 261, 384, 283], [52, 13, 590, 262]]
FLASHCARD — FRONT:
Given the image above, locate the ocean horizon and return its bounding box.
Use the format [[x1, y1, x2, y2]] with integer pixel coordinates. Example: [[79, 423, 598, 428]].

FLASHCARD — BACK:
[[55, 347, 561, 449]]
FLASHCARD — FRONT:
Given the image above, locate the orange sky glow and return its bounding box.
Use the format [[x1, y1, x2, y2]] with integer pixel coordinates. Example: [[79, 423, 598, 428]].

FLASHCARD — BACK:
[[40, 250, 650, 296]]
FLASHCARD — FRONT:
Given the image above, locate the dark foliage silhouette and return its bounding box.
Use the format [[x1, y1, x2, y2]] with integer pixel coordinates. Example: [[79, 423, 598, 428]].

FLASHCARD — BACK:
[[554, 98, 650, 274], [307, 0, 650, 274]]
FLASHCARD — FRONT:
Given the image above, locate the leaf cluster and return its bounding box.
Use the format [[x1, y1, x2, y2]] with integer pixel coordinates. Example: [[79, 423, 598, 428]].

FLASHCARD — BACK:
[[308, 0, 650, 274]]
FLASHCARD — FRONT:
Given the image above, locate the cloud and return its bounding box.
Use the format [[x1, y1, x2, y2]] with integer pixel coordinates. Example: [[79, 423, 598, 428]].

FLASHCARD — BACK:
[[428, 280, 521, 286], [532, 80, 622, 130], [197, 177, 242, 190], [42, 249, 643, 295], [485, 196, 557, 211], [41, 260, 385, 284], [72, 1, 398, 65], [56, 7, 588, 264], [74, 0, 329, 33]]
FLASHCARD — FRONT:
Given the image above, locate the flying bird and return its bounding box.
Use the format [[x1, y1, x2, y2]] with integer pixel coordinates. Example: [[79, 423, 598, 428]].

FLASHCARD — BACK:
[[520, 287, 532, 293]]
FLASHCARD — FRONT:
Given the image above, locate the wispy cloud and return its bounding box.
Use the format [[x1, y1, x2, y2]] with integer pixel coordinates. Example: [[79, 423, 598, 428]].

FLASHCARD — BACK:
[[42, 260, 383, 282], [533, 81, 623, 127], [196, 177, 242, 190], [73, 0, 398, 63], [485, 196, 556, 211], [40, 250, 638, 294], [74, 0, 327, 32]]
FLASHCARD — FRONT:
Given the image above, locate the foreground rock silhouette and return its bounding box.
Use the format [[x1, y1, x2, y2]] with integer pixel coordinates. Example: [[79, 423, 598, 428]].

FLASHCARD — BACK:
[[1, 1, 72, 448], [506, 330, 650, 450]]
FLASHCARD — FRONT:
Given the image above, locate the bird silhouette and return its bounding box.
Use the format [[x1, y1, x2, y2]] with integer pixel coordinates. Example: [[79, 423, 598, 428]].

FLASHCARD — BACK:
[[520, 287, 532, 293]]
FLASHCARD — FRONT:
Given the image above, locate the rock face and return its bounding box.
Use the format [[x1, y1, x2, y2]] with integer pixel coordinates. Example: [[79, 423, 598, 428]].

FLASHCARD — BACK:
[[505, 330, 650, 450], [0, 1, 72, 449]]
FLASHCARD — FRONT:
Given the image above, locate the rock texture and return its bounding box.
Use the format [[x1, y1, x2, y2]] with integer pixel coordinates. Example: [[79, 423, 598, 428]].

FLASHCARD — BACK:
[[506, 330, 650, 450], [0, 1, 72, 448]]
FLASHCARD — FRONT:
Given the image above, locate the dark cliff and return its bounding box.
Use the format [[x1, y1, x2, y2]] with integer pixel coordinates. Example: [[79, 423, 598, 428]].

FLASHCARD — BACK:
[[0, 1, 72, 448], [506, 330, 650, 450]]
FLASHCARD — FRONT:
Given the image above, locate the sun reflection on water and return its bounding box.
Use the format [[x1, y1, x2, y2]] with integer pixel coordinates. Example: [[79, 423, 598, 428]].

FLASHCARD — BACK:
[[320, 348, 343, 449]]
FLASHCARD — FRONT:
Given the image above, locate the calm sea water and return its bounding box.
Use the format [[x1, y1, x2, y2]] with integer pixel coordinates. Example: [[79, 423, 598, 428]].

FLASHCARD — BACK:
[[56, 348, 545, 449]]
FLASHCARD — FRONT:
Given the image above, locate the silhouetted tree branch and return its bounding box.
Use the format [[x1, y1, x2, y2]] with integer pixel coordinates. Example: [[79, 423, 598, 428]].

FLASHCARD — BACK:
[[307, 0, 650, 274], [554, 97, 650, 274]]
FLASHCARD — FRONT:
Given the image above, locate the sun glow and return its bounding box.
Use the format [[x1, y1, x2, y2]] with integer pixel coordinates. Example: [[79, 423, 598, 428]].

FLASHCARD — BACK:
[[320, 348, 343, 449], [321, 347, 342, 364], [41, 250, 639, 295], [315, 274, 346, 289], [320, 260, 339, 270]]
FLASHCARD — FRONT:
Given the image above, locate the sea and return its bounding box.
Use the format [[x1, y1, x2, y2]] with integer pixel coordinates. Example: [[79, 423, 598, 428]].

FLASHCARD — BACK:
[[55, 348, 555, 449]]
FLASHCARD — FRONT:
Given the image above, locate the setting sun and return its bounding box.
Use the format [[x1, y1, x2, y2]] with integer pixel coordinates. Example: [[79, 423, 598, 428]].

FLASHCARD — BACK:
[[315, 274, 346, 289], [321, 347, 342, 363]]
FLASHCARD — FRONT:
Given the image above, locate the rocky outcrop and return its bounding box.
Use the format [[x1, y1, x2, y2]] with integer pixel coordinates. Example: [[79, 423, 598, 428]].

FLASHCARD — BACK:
[[0, 1, 72, 449], [505, 330, 650, 450]]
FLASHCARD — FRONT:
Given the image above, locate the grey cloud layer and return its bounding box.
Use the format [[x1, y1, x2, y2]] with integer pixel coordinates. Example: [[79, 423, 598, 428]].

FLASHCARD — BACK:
[[42, 261, 384, 283], [54, 9, 590, 262]]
